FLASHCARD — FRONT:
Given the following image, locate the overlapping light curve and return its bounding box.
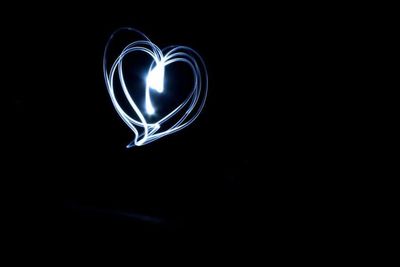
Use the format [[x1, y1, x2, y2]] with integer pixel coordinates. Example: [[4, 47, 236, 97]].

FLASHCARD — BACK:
[[103, 27, 208, 148]]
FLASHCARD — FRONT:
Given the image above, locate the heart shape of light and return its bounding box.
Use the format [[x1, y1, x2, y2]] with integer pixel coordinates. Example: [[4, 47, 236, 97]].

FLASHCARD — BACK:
[[103, 27, 208, 147]]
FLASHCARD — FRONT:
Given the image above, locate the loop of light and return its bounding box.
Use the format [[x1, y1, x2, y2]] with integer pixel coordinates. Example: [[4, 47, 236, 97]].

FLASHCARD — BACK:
[[103, 27, 208, 147]]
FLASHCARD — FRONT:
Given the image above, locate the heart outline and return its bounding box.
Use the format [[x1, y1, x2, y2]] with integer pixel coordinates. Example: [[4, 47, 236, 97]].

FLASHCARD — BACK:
[[103, 27, 208, 147]]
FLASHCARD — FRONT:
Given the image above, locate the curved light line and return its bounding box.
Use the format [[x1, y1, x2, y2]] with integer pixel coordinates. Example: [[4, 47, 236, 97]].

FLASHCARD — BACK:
[[103, 27, 208, 147]]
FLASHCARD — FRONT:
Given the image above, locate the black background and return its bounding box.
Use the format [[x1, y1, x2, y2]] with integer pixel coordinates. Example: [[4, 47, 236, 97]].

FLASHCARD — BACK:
[[10, 2, 348, 253]]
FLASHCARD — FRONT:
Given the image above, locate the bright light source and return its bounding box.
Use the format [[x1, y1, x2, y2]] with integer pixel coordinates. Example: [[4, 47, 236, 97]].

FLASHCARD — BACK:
[[146, 62, 165, 93], [145, 61, 165, 115]]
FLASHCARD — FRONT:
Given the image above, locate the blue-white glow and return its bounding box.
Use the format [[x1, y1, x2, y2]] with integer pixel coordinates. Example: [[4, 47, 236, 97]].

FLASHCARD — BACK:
[[145, 60, 165, 115], [103, 27, 208, 147], [147, 61, 165, 93]]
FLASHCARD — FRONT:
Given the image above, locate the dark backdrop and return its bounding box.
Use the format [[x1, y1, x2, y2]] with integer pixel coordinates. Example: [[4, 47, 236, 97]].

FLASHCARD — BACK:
[[10, 2, 343, 251]]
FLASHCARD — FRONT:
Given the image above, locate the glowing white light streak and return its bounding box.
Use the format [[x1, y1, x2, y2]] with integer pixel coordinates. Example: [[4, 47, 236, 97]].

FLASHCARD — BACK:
[[103, 27, 208, 147], [145, 60, 165, 115]]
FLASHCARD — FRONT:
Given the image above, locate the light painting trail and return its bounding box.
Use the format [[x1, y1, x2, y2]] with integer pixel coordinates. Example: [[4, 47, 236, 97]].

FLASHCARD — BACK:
[[103, 27, 208, 147]]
